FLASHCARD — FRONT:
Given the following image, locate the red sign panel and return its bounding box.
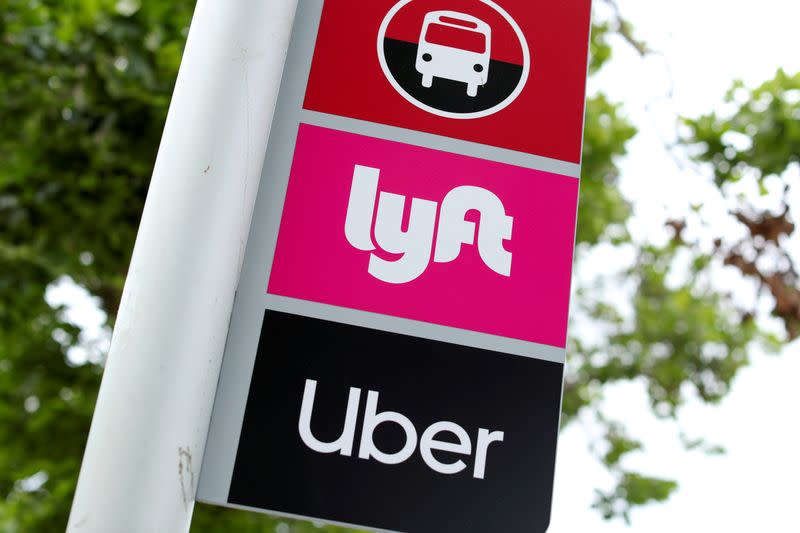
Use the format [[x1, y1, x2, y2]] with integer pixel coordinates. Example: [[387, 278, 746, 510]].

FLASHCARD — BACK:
[[304, 0, 592, 163]]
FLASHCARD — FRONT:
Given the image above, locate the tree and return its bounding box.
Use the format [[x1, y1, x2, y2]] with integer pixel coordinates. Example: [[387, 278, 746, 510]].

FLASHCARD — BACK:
[[0, 0, 795, 530]]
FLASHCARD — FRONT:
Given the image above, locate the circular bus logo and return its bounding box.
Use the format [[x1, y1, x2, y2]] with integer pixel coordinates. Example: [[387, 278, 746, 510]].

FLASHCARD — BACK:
[[377, 0, 530, 120]]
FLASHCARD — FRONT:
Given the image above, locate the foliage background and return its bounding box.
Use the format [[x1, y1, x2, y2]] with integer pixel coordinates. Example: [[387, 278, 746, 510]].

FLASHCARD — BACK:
[[1, 0, 797, 531]]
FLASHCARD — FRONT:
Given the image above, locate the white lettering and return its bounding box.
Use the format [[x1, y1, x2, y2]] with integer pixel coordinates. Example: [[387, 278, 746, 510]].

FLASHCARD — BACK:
[[369, 192, 437, 284], [344, 165, 380, 251], [298, 379, 361, 456], [298, 380, 504, 479], [434, 185, 513, 276], [358, 389, 418, 464], [420, 421, 472, 475], [344, 165, 513, 283], [473, 428, 505, 479]]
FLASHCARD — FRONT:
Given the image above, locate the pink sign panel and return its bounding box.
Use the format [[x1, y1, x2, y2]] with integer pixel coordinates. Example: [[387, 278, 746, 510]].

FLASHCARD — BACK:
[[268, 124, 578, 348]]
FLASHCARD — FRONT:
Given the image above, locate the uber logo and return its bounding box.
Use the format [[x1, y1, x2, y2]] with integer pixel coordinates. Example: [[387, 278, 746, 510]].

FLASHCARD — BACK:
[[298, 379, 505, 478], [228, 311, 564, 533]]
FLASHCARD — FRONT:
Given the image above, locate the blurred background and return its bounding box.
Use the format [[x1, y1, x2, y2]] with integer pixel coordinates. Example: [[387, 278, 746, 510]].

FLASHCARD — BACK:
[[1, 0, 798, 531]]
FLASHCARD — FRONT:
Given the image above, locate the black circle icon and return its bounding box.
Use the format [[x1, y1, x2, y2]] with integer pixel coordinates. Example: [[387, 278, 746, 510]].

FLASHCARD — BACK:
[[378, 0, 530, 119]]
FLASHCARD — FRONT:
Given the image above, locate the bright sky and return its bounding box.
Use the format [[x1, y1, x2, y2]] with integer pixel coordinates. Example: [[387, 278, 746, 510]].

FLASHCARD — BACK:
[[550, 0, 800, 531]]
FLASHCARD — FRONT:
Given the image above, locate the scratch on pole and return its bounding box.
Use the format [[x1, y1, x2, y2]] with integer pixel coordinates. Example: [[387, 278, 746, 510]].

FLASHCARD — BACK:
[[178, 446, 196, 511]]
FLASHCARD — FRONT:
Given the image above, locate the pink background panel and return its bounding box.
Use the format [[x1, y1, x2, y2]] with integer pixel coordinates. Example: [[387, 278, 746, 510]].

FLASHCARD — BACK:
[[267, 124, 579, 348]]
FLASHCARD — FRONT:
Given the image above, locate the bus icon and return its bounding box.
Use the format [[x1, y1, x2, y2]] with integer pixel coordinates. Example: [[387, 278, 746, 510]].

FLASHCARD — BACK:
[[415, 11, 492, 97]]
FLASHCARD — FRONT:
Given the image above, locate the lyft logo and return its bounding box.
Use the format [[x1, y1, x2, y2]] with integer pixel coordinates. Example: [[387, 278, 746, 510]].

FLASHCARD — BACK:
[[269, 125, 579, 346], [344, 165, 513, 284]]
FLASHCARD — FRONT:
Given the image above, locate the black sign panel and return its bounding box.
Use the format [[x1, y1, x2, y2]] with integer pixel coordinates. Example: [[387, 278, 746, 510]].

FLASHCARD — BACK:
[[228, 311, 563, 533]]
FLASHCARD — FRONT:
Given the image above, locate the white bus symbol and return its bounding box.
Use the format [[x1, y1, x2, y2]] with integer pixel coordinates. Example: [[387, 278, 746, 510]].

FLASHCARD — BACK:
[[415, 11, 492, 97]]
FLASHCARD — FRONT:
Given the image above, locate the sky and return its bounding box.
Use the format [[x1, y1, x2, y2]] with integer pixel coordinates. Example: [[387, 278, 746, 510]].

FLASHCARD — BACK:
[[43, 0, 800, 530], [550, 0, 800, 531]]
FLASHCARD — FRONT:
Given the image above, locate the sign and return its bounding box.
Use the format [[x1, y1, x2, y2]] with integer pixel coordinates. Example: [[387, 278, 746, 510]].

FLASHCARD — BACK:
[[227, 311, 562, 533], [304, 0, 591, 160], [198, 1, 592, 532], [268, 124, 578, 347], [376, 0, 530, 117]]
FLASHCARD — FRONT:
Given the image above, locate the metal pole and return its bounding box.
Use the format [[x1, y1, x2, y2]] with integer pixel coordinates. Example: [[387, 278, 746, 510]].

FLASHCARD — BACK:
[[67, 1, 298, 531]]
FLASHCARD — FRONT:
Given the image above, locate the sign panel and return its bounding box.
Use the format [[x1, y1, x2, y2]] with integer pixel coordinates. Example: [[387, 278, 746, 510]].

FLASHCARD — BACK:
[[304, 0, 591, 160], [268, 124, 578, 347], [199, 0, 591, 532], [228, 311, 562, 533]]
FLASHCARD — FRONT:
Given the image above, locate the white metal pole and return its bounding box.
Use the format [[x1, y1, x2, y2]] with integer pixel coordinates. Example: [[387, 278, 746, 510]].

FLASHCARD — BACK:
[[67, 1, 297, 531]]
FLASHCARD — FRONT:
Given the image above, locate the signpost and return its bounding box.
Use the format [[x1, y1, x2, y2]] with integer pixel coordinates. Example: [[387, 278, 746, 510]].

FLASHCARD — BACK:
[[67, 2, 298, 531], [199, 0, 592, 531]]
